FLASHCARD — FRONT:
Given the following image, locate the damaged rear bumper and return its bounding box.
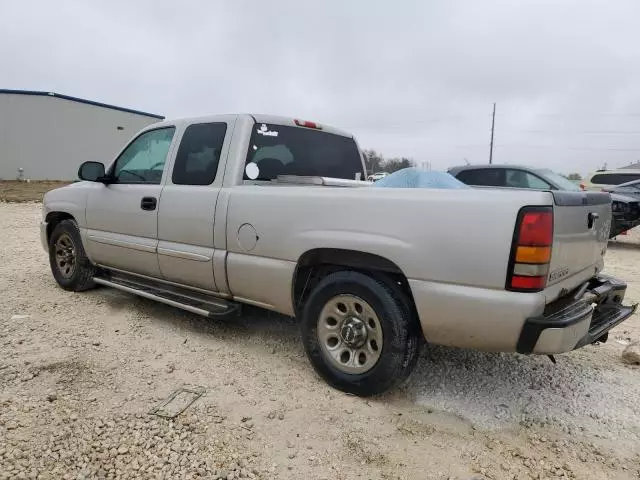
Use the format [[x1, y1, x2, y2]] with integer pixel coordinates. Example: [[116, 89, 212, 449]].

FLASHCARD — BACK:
[[516, 275, 637, 354]]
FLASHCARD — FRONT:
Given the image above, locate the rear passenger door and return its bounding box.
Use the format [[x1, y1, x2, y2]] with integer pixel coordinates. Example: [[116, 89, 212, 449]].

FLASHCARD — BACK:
[[157, 118, 234, 291]]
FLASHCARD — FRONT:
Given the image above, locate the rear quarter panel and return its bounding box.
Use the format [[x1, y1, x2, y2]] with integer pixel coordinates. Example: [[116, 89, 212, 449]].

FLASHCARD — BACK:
[[224, 185, 554, 316]]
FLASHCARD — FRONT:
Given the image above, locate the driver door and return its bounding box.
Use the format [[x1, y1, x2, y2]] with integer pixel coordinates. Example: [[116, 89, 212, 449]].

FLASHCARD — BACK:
[[85, 126, 176, 278]]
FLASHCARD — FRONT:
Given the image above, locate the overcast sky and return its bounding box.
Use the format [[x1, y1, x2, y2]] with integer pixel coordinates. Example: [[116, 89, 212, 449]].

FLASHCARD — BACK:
[[2, 0, 640, 175]]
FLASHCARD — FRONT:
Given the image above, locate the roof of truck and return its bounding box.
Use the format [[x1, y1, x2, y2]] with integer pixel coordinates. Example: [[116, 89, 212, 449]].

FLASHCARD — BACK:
[[150, 113, 355, 138]]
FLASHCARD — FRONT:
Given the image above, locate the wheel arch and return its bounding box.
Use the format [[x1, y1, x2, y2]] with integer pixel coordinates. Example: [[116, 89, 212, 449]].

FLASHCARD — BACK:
[[292, 248, 417, 316], [45, 212, 76, 244]]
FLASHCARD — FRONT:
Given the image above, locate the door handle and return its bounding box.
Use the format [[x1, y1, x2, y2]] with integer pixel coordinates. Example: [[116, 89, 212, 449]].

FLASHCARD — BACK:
[[141, 197, 157, 211], [588, 212, 599, 229]]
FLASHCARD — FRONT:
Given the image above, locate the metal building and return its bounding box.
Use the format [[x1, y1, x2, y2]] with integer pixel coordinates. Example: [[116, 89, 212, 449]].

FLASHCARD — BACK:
[[0, 89, 164, 180]]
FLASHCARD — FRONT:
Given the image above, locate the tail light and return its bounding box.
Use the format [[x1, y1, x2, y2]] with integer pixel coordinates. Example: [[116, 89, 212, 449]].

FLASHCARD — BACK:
[[507, 207, 553, 292]]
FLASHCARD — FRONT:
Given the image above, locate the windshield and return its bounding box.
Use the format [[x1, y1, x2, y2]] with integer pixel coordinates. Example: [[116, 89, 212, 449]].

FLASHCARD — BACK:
[[244, 123, 365, 181], [538, 169, 581, 191]]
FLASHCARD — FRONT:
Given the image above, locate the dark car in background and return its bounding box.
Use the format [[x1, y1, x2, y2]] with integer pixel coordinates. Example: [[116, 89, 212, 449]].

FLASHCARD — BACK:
[[448, 164, 640, 238], [603, 178, 640, 202]]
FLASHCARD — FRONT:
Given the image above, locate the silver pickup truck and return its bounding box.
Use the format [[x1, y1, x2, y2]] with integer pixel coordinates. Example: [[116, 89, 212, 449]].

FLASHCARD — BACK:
[[40, 114, 636, 396]]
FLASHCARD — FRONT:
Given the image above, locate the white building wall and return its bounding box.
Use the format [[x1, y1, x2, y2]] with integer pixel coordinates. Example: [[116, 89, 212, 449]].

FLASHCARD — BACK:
[[0, 93, 161, 180]]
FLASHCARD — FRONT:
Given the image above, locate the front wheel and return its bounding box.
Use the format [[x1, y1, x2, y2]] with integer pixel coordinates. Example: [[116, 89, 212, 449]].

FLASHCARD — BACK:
[[301, 271, 420, 396], [48, 219, 96, 291]]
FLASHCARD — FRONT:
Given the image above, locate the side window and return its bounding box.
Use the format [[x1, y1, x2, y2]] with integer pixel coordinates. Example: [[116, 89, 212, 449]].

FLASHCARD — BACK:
[[592, 173, 640, 185], [172, 123, 227, 185], [590, 174, 607, 185], [112, 127, 175, 184], [456, 169, 504, 186], [525, 173, 552, 189], [505, 169, 551, 189]]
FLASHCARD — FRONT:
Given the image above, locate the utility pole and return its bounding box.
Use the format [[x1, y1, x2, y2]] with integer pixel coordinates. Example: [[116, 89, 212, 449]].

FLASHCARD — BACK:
[[489, 102, 496, 164]]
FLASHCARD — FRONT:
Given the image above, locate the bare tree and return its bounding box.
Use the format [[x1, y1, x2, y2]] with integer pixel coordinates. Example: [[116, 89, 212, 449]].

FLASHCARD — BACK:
[[383, 157, 415, 173], [362, 149, 384, 174], [363, 150, 416, 174]]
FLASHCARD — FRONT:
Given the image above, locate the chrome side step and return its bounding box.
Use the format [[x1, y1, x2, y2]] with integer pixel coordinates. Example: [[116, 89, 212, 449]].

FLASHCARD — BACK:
[[93, 272, 240, 318]]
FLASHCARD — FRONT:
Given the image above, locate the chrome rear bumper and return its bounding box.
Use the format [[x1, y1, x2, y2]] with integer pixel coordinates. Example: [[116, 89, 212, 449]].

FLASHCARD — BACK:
[[517, 275, 636, 354]]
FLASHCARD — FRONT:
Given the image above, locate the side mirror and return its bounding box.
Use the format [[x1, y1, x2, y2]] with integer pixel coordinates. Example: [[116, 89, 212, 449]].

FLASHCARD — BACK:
[[78, 161, 106, 182]]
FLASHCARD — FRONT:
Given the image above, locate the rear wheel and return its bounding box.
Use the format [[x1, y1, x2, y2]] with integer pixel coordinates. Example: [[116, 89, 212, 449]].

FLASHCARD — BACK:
[[48, 219, 96, 291], [301, 271, 420, 396]]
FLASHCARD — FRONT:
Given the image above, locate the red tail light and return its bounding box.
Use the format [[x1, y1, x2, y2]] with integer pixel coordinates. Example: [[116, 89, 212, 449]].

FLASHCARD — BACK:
[[510, 275, 547, 290], [518, 210, 553, 246], [507, 207, 553, 292], [294, 119, 321, 129]]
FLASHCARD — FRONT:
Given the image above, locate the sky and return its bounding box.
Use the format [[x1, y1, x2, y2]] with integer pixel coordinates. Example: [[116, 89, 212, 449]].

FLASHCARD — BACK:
[[2, 0, 640, 176]]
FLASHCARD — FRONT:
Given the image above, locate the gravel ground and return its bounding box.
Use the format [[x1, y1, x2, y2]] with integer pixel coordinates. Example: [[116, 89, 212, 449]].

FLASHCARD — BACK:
[[1, 202, 640, 479]]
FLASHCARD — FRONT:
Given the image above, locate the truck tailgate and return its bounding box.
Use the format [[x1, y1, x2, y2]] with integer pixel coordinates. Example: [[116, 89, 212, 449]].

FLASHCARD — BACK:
[[547, 191, 611, 288]]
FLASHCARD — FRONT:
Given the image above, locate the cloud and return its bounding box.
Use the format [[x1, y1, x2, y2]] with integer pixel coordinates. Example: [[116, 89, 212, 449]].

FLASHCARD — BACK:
[[2, 0, 640, 174]]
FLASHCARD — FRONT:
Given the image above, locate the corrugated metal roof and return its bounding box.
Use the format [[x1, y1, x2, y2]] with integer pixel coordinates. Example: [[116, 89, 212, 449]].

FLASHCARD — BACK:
[[0, 89, 164, 119]]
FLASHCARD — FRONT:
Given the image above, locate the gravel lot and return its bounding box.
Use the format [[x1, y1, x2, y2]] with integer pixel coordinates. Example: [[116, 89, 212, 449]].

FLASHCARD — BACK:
[[1, 202, 640, 479]]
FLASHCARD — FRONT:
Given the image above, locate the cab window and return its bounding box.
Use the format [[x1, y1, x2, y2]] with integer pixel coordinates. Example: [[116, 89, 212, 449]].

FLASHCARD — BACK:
[[112, 127, 175, 184], [172, 123, 227, 185]]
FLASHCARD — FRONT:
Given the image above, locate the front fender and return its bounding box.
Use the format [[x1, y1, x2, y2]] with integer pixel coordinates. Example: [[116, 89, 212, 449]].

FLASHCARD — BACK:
[[43, 183, 90, 227]]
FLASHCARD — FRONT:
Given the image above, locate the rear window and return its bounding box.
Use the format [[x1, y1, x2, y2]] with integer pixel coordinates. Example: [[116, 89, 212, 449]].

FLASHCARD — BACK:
[[591, 173, 640, 185], [244, 123, 364, 181]]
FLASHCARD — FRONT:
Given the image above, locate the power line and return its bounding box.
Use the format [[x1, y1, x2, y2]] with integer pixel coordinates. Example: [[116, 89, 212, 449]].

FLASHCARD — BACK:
[[495, 112, 640, 118], [403, 144, 640, 152], [355, 122, 640, 133], [505, 130, 640, 135], [494, 145, 640, 152]]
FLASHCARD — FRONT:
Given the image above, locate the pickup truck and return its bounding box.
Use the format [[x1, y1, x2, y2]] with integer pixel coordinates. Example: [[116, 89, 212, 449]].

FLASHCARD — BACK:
[[40, 114, 636, 396]]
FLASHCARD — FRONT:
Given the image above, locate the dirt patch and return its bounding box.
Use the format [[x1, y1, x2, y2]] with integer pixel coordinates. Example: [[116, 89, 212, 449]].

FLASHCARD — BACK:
[[0, 180, 70, 202]]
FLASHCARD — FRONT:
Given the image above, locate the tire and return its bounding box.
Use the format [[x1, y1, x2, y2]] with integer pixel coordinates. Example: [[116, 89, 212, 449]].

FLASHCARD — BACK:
[[48, 219, 96, 292], [301, 270, 420, 396]]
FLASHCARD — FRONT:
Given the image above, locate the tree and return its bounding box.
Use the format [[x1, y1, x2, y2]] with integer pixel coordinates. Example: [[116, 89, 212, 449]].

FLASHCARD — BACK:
[[567, 173, 582, 180], [362, 149, 416, 174], [384, 157, 415, 173], [362, 149, 384, 174]]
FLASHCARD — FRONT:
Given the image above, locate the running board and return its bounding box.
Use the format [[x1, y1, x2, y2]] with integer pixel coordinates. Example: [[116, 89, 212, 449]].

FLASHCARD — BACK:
[[92, 274, 240, 318]]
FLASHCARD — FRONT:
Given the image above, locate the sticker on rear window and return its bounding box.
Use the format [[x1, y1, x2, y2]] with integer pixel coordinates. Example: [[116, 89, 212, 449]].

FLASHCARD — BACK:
[[257, 124, 278, 137], [245, 162, 259, 180]]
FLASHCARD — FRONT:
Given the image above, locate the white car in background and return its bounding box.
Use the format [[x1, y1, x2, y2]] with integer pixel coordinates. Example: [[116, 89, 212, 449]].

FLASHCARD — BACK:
[[367, 172, 388, 182], [581, 169, 640, 191]]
